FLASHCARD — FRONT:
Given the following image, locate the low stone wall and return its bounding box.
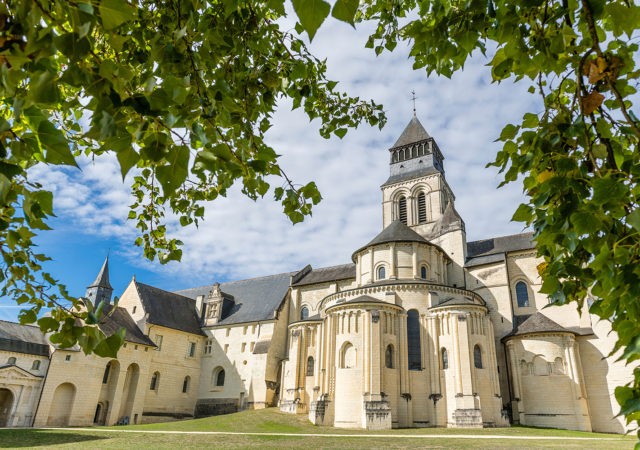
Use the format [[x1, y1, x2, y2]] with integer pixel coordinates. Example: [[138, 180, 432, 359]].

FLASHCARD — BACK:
[[195, 398, 238, 418]]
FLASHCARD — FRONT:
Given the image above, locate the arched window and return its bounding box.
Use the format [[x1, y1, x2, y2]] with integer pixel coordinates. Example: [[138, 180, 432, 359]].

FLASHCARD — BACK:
[[306, 356, 314, 376], [340, 342, 356, 368], [300, 306, 309, 320], [554, 357, 565, 375], [182, 376, 191, 393], [533, 356, 548, 376], [385, 344, 394, 369], [7, 357, 16, 365], [32, 360, 41, 370], [420, 265, 428, 279], [150, 371, 160, 391], [93, 403, 103, 424], [398, 196, 407, 224], [377, 266, 386, 280], [417, 192, 427, 223], [474, 345, 483, 369], [214, 367, 225, 387], [407, 310, 421, 370], [102, 362, 112, 384], [516, 281, 530, 307], [441, 348, 448, 370]]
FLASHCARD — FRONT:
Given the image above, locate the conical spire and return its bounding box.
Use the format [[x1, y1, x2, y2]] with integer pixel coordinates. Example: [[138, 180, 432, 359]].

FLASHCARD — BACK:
[[392, 116, 431, 148], [89, 256, 113, 290]]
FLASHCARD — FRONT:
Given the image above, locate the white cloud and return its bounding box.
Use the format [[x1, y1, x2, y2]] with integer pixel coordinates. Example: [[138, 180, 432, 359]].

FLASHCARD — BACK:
[[26, 17, 539, 291]]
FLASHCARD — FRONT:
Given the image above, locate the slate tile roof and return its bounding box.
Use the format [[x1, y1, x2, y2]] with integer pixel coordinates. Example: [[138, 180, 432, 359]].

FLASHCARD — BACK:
[[176, 271, 295, 326], [0, 320, 49, 356], [100, 304, 156, 347], [382, 166, 440, 187], [292, 264, 356, 287], [465, 232, 535, 267], [392, 116, 431, 148], [352, 220, 431, 259], [134, 281, 205, 336], [89, 256, 113, 289], [503, 312, 572, 340]]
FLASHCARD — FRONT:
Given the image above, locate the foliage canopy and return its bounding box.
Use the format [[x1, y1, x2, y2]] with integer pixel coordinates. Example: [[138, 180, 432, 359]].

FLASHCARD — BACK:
[[1, 0, 640, 435]]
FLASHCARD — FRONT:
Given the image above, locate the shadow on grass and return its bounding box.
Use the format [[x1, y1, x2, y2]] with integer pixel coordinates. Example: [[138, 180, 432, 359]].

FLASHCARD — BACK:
[[0, 429, 108, 448]]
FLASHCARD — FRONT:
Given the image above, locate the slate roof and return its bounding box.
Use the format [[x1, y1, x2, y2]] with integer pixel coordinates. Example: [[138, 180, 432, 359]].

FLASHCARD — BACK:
[[293, 264, 356, 286], [423, 202, 465, 238], [465, 232, 535, 267], [100, 304, 156, 347], [382, 166, 440, 187], [176, 271, 295, 326], [392, 116, 431, 148], [503, 312, 572, 340], [89, 256, 113, 289], [134, 282, 205, 336], [0, 320, 50, 356], [326, 295, 391, 311], [431, 296, 483, 309], [352, 220, 431, 260]]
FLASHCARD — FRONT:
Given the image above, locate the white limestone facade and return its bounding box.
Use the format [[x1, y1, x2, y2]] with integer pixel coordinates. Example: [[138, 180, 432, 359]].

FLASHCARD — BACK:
[[0, 115, 634, 434]]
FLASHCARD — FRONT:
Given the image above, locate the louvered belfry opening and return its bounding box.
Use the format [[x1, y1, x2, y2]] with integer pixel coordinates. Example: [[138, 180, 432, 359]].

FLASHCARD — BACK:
[[398, 196, 407, 224], [417, 192, 427, 223]]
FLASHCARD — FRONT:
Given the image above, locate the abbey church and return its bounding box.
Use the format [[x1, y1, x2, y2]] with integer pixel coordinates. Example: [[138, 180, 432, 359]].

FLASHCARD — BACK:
[[0, 116, 634, 433]]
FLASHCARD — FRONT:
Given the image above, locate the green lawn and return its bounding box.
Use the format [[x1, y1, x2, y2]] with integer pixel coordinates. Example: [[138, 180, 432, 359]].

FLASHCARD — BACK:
[[0, 408, 635, 449]]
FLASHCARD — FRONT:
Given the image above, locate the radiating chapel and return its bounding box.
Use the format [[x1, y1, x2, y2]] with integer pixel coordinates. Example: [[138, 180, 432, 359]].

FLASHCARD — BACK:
[[0, 115, 633, 433]]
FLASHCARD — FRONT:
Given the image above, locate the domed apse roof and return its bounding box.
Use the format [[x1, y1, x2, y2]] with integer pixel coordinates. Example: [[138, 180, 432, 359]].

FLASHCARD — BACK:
[[352, 220, 431, 261]]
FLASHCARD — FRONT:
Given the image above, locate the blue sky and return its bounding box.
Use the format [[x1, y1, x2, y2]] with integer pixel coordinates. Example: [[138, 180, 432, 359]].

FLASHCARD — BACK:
[[0, 19, 538, 322]]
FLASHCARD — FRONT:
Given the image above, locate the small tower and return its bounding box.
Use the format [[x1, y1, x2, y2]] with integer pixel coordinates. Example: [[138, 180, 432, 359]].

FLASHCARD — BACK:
[[203, 283, 224, 326], [381, 115, 467, 287], [85, 256, 114, 305]]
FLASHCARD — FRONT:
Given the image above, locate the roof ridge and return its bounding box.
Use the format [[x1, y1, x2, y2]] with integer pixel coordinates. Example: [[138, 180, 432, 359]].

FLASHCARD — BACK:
[[468, 231, 534, 245], [135, 280, 195, 302], [177, 270, 298, 293], [309, 262, 355, 271], [0, 319, 39, 328]]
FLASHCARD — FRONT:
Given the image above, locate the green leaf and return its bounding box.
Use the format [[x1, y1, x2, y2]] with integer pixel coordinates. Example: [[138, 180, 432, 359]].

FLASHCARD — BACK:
[[99, 0, 137, 30], [605, 3, 640, 38], [628, 209, 640, 232], [37, 121, 77, 166], [18, 309, 37, 324], [93, 328, 125, 358], [511, 203, 532, 223], [155, 146, 190, 196], [570, 211, 601, 235], [29, 72, 60, 104], [291, 0, 331, 40], [332, 0, 359, 25], [116, 146, 140, 180], [499, 124, 519, 141]]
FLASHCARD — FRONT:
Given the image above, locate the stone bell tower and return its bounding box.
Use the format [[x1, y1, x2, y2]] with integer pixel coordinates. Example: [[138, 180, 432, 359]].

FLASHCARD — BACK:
[[380, 114, 467, 287], [85, 256, 114, 305]]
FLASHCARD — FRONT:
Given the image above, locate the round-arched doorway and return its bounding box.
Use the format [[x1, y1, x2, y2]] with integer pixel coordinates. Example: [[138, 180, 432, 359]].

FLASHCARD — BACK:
[[0, 388, 14, 427]]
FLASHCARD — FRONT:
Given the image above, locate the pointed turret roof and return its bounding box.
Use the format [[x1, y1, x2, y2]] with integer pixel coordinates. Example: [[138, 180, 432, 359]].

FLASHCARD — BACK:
[[88, 256, 113, 290], [392, 116, 431, 148]]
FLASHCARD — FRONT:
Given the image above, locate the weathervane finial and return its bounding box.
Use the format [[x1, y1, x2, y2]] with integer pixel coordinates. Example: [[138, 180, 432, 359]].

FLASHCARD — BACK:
[[410, 90, 417, 116]]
